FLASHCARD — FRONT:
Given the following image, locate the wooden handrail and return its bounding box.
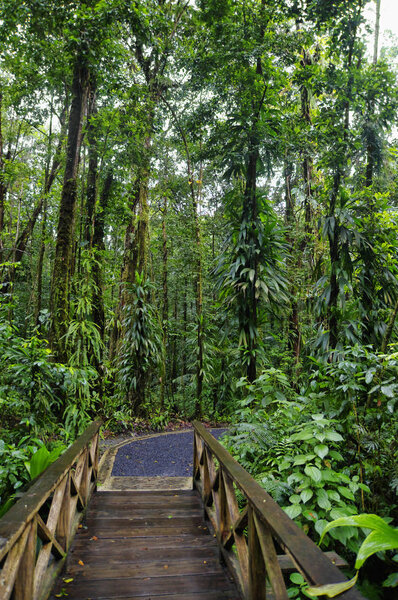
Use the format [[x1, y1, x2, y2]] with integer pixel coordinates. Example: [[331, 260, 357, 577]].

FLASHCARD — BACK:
[[193, 421, 364, 600], [0, 420, 101, 600]]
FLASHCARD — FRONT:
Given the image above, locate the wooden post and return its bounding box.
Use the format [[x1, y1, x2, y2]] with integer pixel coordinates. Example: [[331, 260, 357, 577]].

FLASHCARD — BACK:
[[248, 505, 266, 600]]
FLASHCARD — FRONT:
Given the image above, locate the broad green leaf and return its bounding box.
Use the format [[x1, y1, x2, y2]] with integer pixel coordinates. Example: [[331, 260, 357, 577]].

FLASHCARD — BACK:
[[381, 384, 394, 397], [289, 494, 301, 505], [355, 529, 398, 569], [329, 450, 343, 461], [314, 519, 328, 537], [316, 489, 331, 511], [306, 572, 358, 597], [305, 465, 322, 483], [311, 414, 325, 421], [290, 430, 313, 442], [293, 454, 316, 466], [284, 504, 302, 519], [300, 489, 313, 503], [383, 572, 398, 587], [315, 445, 329, 459], [320, 514, 398, 568], [290, 573, 306, 585], [324, 431, 343, 442], [326, 490, 340, 502], [337, 486, 355, 501]]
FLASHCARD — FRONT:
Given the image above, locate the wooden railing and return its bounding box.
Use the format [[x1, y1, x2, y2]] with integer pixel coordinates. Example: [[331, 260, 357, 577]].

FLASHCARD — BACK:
[[193, 421, 364, 600], [0, 420, 101, 600]]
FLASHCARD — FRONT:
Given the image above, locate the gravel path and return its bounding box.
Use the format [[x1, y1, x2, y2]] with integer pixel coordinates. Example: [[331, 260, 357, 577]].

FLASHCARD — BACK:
[[112, 429, 227, 477]]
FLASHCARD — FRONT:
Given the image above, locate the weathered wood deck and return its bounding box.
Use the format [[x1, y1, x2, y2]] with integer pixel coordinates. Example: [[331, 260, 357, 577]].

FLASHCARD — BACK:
[[51, 490, 239, 599]]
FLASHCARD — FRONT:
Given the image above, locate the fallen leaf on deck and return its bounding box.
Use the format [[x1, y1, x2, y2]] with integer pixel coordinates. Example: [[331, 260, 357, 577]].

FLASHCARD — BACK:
[[78, 560, 84, 566]]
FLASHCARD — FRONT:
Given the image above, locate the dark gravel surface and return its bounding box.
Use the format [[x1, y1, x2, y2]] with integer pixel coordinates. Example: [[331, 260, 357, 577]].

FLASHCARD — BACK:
[[112, 429, 228, 477]]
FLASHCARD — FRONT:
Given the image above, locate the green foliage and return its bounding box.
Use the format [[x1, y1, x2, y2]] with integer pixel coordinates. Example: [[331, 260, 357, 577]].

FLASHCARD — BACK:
[[118, 272, 161, 414], [320, 514, 398, 570], [66, 251, 104, 369], [24, 442, 65, 480]]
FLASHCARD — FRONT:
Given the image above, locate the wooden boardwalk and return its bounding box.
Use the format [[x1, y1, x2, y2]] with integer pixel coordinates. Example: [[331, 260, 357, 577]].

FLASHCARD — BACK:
[[51, 490, 240, 600], [0, 421, 365, 600]]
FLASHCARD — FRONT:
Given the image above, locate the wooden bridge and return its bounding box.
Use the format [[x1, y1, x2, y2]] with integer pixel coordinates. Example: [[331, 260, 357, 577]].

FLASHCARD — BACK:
[[0, 421, 364, 600]]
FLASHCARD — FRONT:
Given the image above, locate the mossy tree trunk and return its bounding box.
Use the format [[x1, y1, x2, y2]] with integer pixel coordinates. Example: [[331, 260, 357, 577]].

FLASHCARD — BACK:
[[50, 58, 89, 362]]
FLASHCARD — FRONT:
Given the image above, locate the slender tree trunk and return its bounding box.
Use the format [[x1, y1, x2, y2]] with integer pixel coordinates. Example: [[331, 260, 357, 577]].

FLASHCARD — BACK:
[[50, 58, 89, 361], [327, 171, 342, 350], [242, 119, 261, 383], [182, 281, 188, 405], [92, 171, 112, 344], [160, 194, 168, 409], [373, 0, 381, 66], [285, 162, 301, 362], [0, 92, 5, 266], [35, 197, 48, 327], [190, 179, 203, 418], [109, 181, 140, 362], [85, 79, 98, 247], [171, 293, 178, 400], [301, 48, 314, 234]]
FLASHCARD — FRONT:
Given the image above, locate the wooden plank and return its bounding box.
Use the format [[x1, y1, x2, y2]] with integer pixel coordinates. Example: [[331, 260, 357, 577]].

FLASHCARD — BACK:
[[70, 535, 217, 555], [94, 489, 198, 497], [52, 573, 235, 599], [101, 476, 193, 491], [51, 592, 240, 600], [0, 420, 101, 562], [90, 506, 201, 518], [84, 516, 204, 528], [66, 557, 225, 580], [67, 545, 219, 565], [193, 421, 363, 600], [278, 551, 348, 573], [75, 525, 212, 538], [89, 496, 201, 510]]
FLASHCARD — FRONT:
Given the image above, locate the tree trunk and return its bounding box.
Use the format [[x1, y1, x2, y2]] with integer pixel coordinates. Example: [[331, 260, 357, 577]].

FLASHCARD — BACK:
[[85, 79, 98, 247], [327, 171, 342, 350], [92, 171, 112, 344], [0, 92, 5, 266], [243, 139, 259, 383], [284, 161, 301, 362], [50, 58, 89, 362], [160, 194, 168, 409]]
